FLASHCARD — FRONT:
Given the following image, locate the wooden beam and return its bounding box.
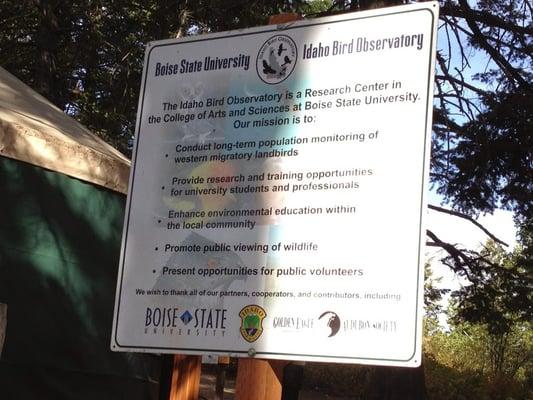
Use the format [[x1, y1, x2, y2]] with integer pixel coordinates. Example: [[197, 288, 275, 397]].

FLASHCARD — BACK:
[[268, 13, 303, 25], [169, 355, 202, 400]]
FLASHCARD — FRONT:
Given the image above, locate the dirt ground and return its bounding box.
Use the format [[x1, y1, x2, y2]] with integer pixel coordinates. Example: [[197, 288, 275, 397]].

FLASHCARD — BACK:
[[199, 364, 353, 400]]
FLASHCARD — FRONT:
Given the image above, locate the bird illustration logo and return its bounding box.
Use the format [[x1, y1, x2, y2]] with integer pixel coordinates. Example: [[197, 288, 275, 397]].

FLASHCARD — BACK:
[[318, 311, 341, 337], [262, 59, 276, 75], [256, 35, 297, 84]]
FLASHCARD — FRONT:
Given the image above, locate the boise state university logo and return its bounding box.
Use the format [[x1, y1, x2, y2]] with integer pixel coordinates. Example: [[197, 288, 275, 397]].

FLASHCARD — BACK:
[[256, 35, 297, 84], [239, 305, 267, 342]]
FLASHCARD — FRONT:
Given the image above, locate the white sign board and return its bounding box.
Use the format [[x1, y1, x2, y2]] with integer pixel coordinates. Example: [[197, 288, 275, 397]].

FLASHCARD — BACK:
[[112, 2, 439, 367]]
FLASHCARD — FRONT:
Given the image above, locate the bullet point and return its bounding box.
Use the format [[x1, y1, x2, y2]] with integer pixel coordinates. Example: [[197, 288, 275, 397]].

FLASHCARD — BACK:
[[158, 219, 161, 223], [155, 247, 159, 251], [152, 269, 156, 274], [165, 154, 169, 158], [161, 186, 165, 190]]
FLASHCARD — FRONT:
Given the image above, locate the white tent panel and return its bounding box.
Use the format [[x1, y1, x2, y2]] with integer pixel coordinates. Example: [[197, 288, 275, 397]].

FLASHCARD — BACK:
[[0, 67, 130, 193]]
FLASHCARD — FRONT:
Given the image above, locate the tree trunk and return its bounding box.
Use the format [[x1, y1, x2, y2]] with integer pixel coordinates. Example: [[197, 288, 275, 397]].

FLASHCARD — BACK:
[[32, 0, 62, 107]]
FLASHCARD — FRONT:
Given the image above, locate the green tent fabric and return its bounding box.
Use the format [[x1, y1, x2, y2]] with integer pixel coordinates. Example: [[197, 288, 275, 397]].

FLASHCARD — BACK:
[[0, 157, 161, 398], [0, 67, 162, 398]]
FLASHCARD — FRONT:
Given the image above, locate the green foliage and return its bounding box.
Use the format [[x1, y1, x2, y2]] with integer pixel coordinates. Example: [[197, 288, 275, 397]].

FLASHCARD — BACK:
[[298, 0, 334, 15], [434, 89, 533, 222], [424, 353, 489, 400], [449, 240, 532, 335], [424, 263, 449, 317], [423, 240, 532, 399], [424, 321, 532, 400], [424, 262, 449, 336]]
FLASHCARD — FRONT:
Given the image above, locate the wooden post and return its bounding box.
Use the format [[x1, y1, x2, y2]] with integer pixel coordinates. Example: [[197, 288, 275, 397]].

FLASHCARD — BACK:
[[169, 355, 202, 400], [235, 358, 288, 400]]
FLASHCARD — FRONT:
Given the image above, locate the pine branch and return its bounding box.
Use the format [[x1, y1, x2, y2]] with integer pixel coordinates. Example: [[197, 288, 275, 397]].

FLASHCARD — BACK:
[[440, 2, 533, 36], [435, 74, 491, 97], [426, 229, 476, 281], [428, 204, 509, 247], [456, 0, 532, 90]]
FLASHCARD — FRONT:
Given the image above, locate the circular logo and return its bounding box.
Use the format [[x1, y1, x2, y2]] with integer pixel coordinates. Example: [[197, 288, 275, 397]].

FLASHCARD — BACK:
[[256, 35, 297, 84], [239, 304, 267, 343], [319, 311, 341, 337]]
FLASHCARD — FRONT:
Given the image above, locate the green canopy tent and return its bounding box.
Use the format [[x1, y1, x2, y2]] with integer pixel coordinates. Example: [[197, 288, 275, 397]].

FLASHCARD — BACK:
[[0, 67, 162, 398]]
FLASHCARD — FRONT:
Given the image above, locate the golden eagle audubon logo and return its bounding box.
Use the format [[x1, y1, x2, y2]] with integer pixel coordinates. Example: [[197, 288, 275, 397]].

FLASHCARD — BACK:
[[256, 35, 297, 84], [239, 304, 266, 342], [319, 311, 341, 337]]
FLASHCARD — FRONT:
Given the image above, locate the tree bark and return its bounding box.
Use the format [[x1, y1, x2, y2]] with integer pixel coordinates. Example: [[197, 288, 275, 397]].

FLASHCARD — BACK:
[[32, 0, 62, 107]]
